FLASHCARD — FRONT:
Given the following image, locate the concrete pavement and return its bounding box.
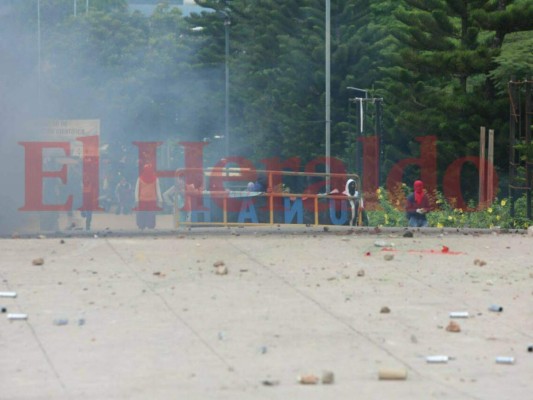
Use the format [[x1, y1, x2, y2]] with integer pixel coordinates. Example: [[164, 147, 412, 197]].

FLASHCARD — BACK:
[[1, 228, 532, 399]]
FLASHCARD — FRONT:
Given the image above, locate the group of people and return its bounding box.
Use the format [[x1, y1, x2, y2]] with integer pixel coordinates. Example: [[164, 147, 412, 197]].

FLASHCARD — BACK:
[[78, 162, 433, 230], [136, 174, 431, 229]]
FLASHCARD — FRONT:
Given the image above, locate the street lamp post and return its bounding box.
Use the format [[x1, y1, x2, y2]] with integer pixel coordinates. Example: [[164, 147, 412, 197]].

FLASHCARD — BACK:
[[37, 0, 42, 117], [325, 0, 331, 193], [223, 15, 230, 159], [195, 2, 230, 159]]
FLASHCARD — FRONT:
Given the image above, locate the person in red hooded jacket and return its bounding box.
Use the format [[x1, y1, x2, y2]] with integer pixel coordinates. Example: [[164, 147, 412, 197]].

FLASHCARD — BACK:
[[135, 163, 162, 229], [405, 180, 430, 227]]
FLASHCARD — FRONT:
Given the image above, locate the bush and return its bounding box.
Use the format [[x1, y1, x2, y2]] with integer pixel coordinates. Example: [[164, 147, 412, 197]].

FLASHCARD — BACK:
[[366, 187, 531, 229]]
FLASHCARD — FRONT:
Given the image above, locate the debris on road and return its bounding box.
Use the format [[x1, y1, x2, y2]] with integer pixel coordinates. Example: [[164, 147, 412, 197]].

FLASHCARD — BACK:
[[446, 321, 461, 332], [357, 269, 365, 277], [0, 292, 17, 298], [380, 306, 391, 314], [449, 311, 469, 318], [7, 313, 28, 321], [488, 304, 503, 312], [32, 257, 44, 266], [321, 371, 335, 384], [298, 374, 319, 384], [384, 254, 394, 261], [474, 259, 487, 266], [53, 318, 69, 326], [378, 368, 407, 380], [426, 355, 451, 363], [262, 380, 279, 386], [495, 356, 515, 364], [216, 265, 228, 275]]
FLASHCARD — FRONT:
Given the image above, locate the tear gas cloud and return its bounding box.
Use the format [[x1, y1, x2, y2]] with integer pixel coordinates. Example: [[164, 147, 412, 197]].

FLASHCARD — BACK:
[[0, 2, 226, 234]]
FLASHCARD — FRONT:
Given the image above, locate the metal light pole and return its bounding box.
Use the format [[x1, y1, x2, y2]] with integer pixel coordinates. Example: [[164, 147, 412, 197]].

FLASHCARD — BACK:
[[37, 0, 42, 117], [224, 15, 230, 159], [195, 2, 230, 158], [347, 87, 368, 175], [325, 0, 331, 193]]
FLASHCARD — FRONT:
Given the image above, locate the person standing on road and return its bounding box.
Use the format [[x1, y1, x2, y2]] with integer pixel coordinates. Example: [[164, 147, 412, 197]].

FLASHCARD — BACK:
[[405, 180, 430, 227], [135, 163, 162, 229], [115, 175, 133, 215], [163, 169, 190, 226]]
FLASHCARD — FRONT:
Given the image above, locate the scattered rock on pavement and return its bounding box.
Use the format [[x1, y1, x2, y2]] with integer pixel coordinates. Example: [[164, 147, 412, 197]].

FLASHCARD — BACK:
[[403, 231, 413, 238], [384, 254, 394, 261], [474, 259, 487, 266], [380, 306, 391, 314], [298, 374, 319, 384], [216, 265, 228, 275], [446, 321, 461, 332], [32, 257, 44, 266], [321, 371, 334, 384], [262, 380, 279, 386], [378, 368, 407, 380], [213, 260, 225, 268], [357, 269, 365, 277]]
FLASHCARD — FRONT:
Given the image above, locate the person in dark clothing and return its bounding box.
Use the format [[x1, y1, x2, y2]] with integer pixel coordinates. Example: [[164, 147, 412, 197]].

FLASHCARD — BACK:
[[115, 176, 133, 215], [405, 180, 430, 227]]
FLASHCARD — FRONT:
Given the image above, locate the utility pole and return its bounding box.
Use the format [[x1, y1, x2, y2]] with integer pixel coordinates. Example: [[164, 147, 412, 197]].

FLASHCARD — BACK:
[[224, 15, 230, 159], [325, 0, 331, 193]]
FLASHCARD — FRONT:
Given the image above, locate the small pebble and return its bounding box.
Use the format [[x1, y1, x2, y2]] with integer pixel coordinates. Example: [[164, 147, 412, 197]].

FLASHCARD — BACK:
[[298, 374, 319, 384], [446, 321, 461, 333], [32, 258, 44, 266], [322, 371, 334, 384]]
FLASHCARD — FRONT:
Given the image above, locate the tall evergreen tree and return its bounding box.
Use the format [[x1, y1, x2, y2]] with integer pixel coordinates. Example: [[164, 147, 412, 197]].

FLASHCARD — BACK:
[[380, 0, 532, 195]]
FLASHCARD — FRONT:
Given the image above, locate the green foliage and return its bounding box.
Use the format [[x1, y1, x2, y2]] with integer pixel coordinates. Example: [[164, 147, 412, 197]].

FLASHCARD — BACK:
[[490, 31, 533, 92], [3, 0, 532, 201], [367, 187, 407, 227], [367, 187, 529, 229]]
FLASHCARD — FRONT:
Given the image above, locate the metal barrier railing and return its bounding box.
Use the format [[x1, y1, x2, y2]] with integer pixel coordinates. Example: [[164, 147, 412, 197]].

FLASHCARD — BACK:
[[172, 169, 362, 227]]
